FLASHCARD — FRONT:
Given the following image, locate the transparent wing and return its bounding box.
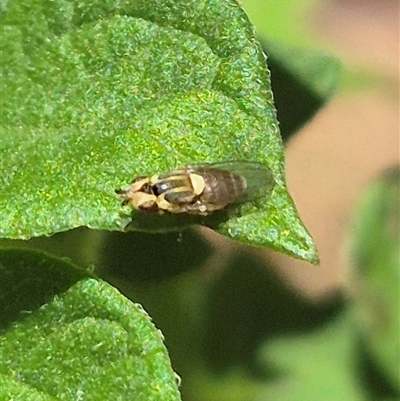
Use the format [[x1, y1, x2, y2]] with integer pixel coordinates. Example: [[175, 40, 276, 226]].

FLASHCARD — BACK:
[[189, 160, 275, 203]]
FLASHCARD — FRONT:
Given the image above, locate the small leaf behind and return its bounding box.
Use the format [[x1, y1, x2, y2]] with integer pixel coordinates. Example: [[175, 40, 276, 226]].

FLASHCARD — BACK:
[[0, 247, 181, 400]]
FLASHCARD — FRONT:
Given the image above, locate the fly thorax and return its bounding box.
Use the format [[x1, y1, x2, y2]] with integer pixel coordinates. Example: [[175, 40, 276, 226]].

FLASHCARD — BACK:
[[128, 177, 151, 195], [130, 192, 157, 210], [189, 173, 206, 195], [152, 173, 197, 205], [202, 169, 247, 204]]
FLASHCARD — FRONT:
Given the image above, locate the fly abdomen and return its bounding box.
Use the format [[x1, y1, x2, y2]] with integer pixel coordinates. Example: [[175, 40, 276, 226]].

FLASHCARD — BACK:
[[199, 168, 247, 205]]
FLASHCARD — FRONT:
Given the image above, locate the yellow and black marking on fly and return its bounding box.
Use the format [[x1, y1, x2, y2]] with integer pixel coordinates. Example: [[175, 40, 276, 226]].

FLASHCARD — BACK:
[[116, 161, 274, 216]]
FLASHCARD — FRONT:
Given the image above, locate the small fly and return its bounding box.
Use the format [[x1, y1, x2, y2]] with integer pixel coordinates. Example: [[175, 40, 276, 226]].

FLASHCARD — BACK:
[[116, 161, 274, 216]]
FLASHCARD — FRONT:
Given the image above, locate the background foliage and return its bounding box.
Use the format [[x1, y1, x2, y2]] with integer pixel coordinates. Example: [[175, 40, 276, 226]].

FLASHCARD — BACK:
[[1, 0, 398, 400]]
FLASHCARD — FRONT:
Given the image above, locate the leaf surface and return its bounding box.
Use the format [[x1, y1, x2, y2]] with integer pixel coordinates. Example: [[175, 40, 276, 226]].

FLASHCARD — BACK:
[[0, 248, 181, 401], [0, 0, 318, 263]]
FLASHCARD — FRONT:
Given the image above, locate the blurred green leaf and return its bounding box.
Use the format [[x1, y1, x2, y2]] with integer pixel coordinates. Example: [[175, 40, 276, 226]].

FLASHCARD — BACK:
[[240, 0, 321, 48], [266, 42, 341, 101], [186, 318, 365, 401], [349, 167, 400, 392], [188, 317, 364, 401], [0, 0, 318, 263], [256, 316, 364, 401], [0, 248, 181, 401], [265, 41, 341, 139]]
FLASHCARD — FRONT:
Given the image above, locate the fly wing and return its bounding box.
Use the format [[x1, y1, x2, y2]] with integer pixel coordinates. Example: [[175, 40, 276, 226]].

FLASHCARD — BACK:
[[189, 161, 274, 203]]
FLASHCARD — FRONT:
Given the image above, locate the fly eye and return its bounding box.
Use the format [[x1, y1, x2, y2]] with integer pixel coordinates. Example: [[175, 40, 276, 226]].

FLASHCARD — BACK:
[[152, 183, 161, 196], [129, 177, 153, 194], [141, 183, 152, 194], [152, 182, 168, 196]]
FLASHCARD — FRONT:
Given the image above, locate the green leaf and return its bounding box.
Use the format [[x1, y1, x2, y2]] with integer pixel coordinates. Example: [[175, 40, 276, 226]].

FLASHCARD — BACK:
[[267, 43, 341, 99], [0, 247, 91, 328], [349, 167, 400, 391], [240, 0, 321, 49], [188, 316, 365, 401], [0, 0, 318, 263], [256, 316, 365, 401], [0, 248, 181, 401], [265, 41, 341, 139]]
